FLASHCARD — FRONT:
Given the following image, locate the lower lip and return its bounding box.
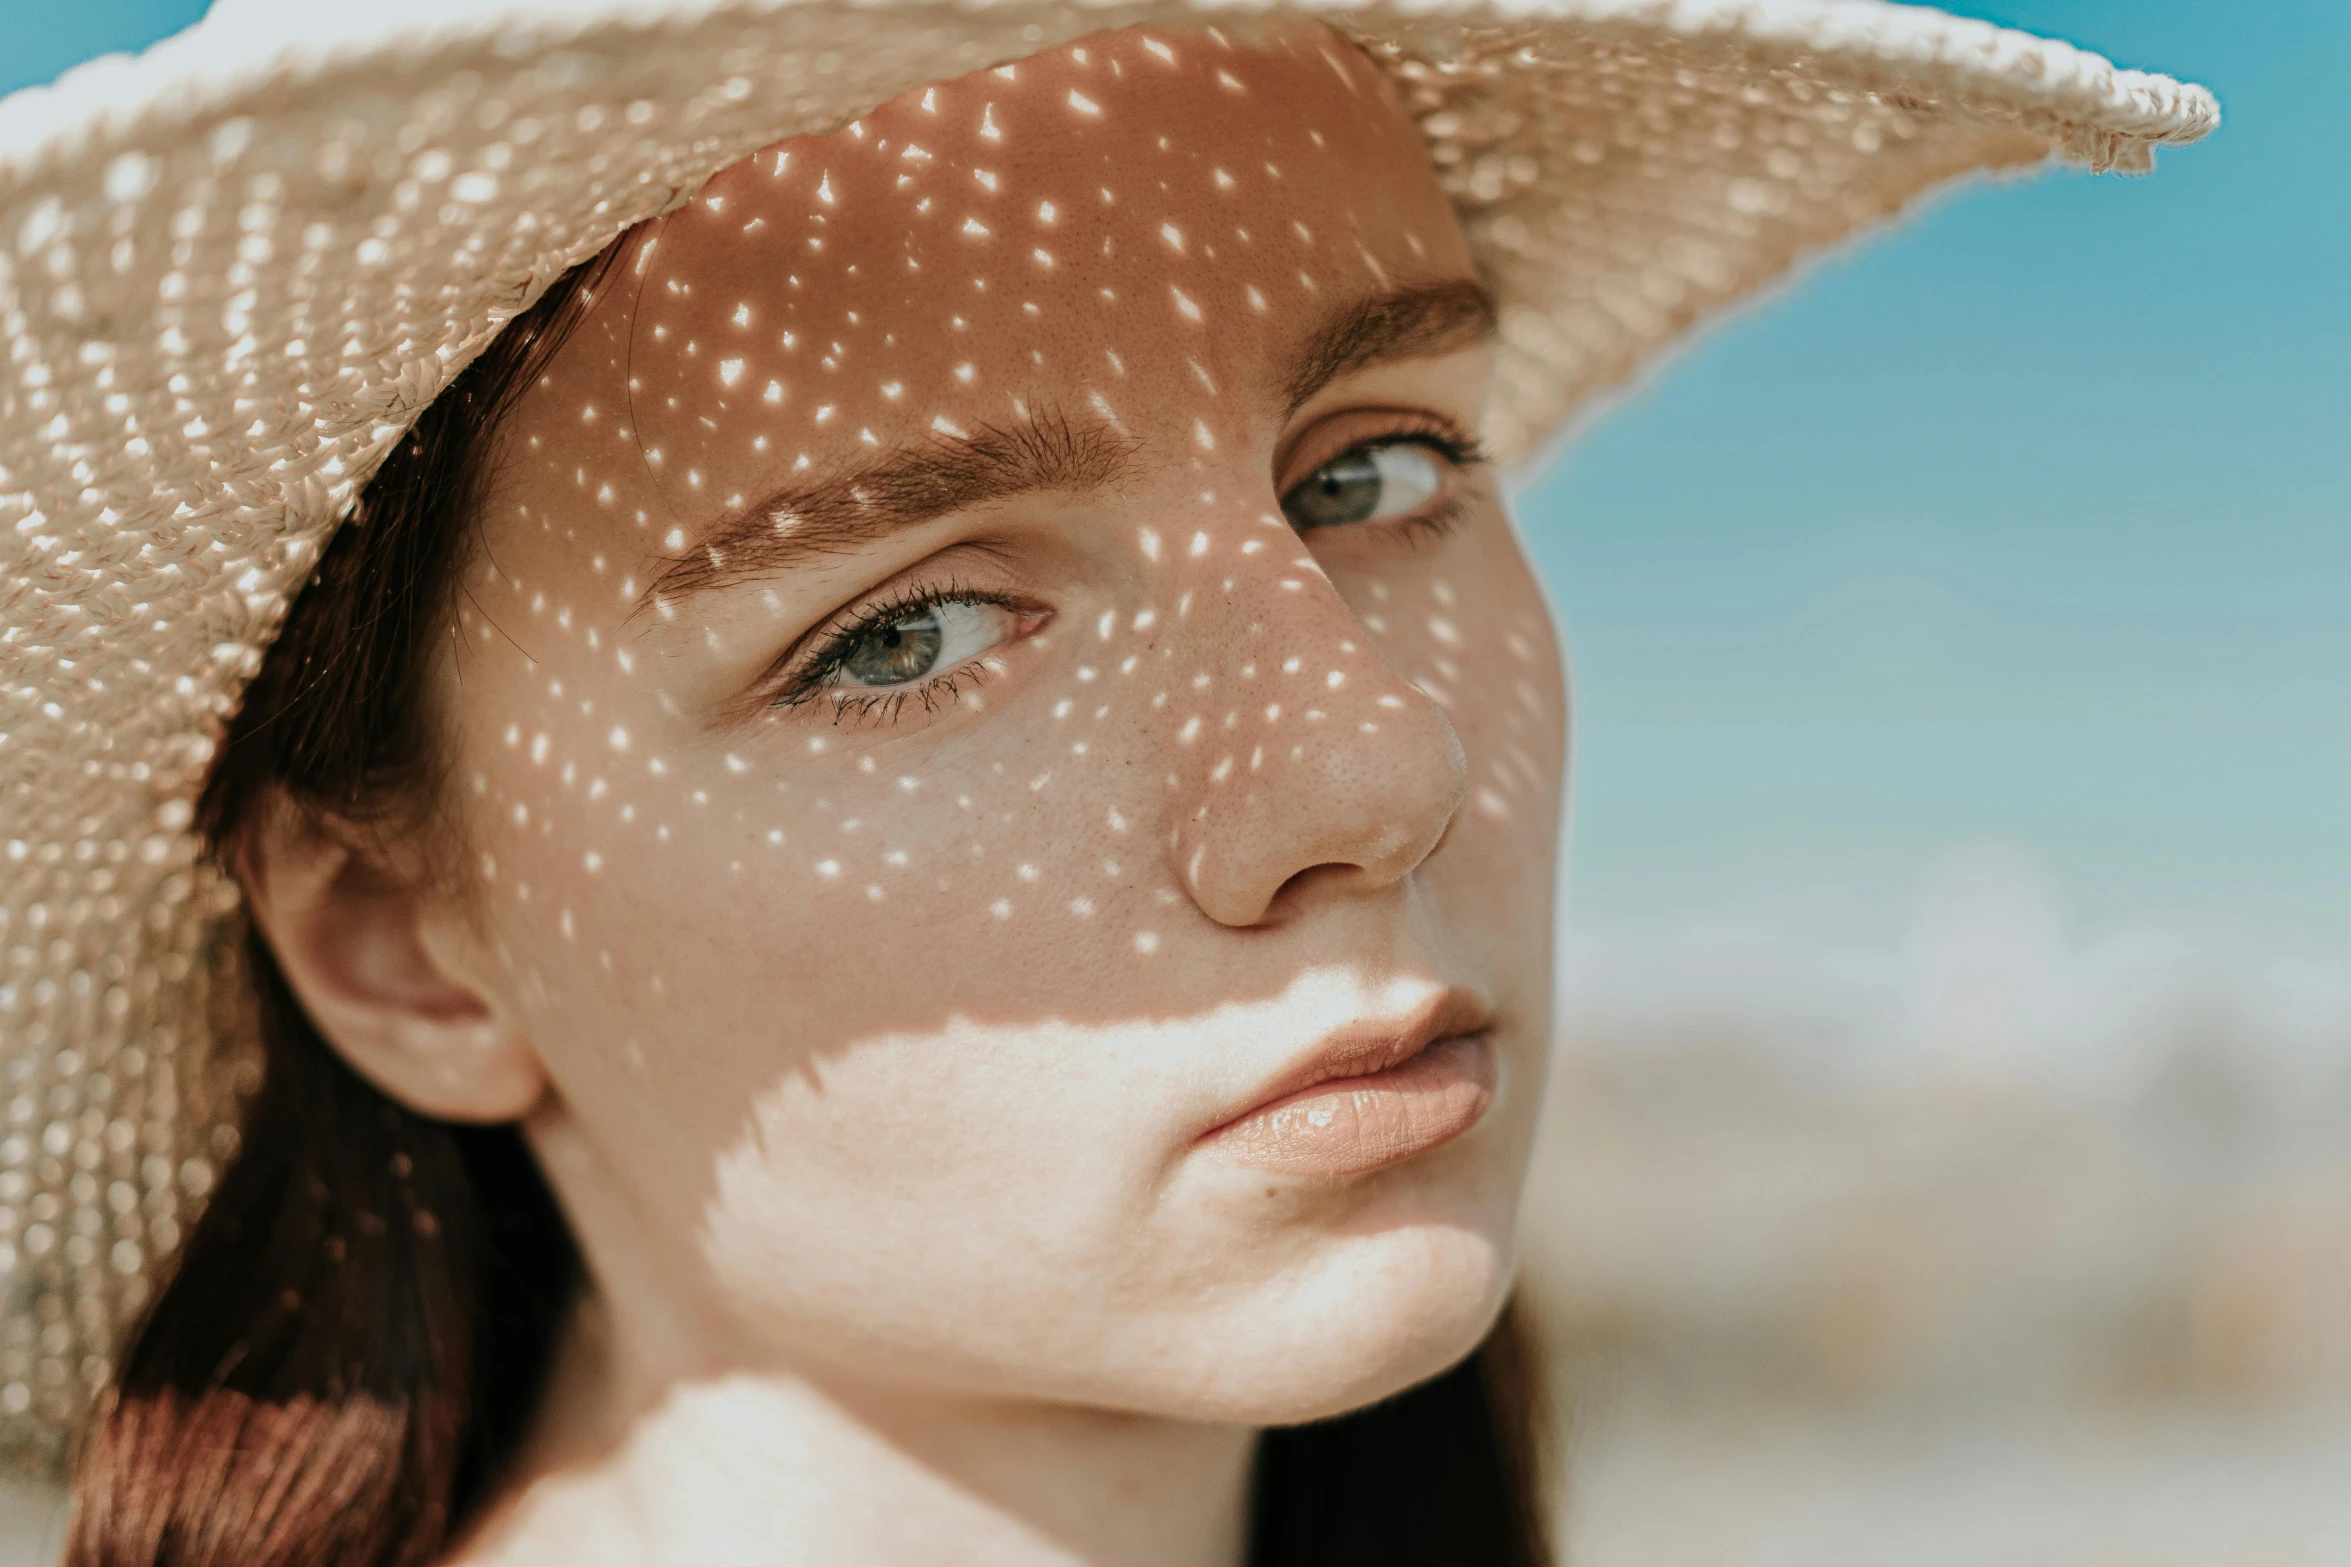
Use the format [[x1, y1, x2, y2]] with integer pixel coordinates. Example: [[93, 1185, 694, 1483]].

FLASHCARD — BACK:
[[1198, 1033, 1497, 1180]]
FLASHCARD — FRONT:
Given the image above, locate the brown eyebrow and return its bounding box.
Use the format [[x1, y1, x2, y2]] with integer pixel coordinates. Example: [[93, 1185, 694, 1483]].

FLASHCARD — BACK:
[[643, 279, 1494, 611], [1281, 278, 1497, 413], [644, 411, 1132, 607]]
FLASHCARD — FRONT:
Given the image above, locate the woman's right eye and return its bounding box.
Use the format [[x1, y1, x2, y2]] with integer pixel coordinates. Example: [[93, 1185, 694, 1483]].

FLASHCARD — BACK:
[[790, 595, 1016, 705], [771, 592, 1020, 718]]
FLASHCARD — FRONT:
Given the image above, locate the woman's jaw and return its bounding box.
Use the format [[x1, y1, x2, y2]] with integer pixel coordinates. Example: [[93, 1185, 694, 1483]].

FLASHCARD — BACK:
[[406, 19, 1566, 1438]]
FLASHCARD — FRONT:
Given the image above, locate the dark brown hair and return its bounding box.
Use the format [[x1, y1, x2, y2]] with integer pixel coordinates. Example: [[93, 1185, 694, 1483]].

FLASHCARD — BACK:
[[67, 242, 1553, 1567]]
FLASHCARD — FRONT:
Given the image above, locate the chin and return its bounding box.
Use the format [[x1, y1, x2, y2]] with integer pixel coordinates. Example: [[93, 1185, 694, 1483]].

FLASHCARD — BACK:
[[1184, 1217, 1517, 1427]]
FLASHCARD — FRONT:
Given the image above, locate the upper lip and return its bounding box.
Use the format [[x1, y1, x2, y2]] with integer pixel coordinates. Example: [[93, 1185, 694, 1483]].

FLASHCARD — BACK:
[[1199, 986, 1495, 1139]]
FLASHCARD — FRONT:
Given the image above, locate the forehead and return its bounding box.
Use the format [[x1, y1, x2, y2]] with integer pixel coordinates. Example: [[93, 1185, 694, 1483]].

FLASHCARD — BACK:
[[516, 24, 1469, 509]]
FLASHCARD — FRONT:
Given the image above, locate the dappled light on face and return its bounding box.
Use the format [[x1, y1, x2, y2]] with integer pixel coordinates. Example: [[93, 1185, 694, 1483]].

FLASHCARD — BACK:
[[449, 24, 1508, 979], [422, 19, 1565, 1424]]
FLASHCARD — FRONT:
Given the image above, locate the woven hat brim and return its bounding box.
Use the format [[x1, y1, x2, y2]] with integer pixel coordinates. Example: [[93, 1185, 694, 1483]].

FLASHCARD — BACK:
[[0, 0, 2213, 1468]]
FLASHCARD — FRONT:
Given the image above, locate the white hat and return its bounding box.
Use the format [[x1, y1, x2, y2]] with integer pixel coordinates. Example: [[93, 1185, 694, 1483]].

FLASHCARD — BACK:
[[0, 0, 2212, 1468]]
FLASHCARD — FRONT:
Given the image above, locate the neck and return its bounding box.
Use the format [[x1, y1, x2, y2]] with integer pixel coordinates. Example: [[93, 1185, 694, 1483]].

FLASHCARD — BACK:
[[454, 1331, 1258, 1567]]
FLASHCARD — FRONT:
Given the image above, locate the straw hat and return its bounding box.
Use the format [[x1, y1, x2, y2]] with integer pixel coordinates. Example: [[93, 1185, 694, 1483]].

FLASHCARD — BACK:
[[0, 0, 2211, 1470]]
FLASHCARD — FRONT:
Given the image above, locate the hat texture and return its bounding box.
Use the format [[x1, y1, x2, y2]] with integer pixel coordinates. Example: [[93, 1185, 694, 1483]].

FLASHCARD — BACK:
[[0, 0, 2212, 1469]]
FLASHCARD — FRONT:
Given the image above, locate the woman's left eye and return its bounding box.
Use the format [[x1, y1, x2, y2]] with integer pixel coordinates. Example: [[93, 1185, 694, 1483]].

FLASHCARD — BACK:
[[1280, 441, 1445, 533], [825, 597, 1013, 690]]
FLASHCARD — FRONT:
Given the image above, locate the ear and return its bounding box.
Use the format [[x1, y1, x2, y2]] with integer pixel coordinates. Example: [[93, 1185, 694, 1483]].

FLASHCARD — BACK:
[[238, 795, 546, 1123]]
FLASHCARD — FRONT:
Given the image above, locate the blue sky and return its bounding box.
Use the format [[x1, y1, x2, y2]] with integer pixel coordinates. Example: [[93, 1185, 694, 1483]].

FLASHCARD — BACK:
[[1515, 2, 2348, 946], [14, 2, 2344, 949]]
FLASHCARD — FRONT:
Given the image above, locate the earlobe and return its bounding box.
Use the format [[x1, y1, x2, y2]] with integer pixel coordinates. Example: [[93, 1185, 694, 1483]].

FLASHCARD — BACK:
[[238, 796, 547, 1124]]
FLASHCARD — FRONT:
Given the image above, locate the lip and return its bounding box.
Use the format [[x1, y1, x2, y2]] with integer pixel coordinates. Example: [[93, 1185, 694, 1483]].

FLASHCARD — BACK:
[[1195, 989, 1498, 1180]]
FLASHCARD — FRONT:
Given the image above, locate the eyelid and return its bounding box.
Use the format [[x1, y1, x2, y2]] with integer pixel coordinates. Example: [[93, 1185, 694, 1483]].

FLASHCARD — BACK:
[[787, 581, 1019, 693], [761, 579, 1047, 722], [727, 538, 1017, 696], [1275, 407, 1483, 498]]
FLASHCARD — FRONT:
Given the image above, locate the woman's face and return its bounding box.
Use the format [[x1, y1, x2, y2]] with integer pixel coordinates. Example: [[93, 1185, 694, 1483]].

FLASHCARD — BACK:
[[440, 23, 1566, 1423]]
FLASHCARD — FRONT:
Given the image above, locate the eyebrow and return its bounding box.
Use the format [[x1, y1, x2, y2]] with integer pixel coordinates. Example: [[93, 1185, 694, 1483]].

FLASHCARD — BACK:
[[644, 277, 1496, 609], [646, 412, 1131, 606], [1281, 277, 1497, 413]]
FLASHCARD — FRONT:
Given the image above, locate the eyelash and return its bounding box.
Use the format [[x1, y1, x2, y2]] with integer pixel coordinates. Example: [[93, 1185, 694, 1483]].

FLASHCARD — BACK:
[[763, 412, 1485, 728], [1372, 412, 1487, 473], [766, 578, 1027, 723], [1302, 413, 1487, 547]]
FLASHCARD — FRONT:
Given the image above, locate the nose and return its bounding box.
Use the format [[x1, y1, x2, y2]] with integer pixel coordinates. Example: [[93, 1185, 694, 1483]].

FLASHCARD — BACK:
[[1164, 577, 1469, 929]]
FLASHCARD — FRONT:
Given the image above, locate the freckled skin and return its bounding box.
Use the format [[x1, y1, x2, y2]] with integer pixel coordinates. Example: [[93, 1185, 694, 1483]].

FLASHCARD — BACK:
[[444, 22, 1566, 1454]]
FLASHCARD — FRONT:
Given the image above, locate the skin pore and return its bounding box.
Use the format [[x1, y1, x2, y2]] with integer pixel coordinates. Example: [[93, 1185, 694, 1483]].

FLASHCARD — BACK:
[[241, 22, 1567, 1567]]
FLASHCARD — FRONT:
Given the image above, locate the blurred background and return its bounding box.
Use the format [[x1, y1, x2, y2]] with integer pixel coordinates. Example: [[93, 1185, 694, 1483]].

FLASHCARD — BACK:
[[7, 2, 2347, 1563], [1509, 3, 2351, 1561]]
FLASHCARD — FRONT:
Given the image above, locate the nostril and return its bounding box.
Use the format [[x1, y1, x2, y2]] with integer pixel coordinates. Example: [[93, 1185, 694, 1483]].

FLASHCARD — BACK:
[[1420, 808, 1460, 867], [1262, 860, 1365, 924]]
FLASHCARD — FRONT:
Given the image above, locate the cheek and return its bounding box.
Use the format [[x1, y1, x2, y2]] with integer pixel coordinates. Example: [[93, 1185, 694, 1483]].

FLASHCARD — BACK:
[[456, 713, 1161, 1144], [695, 1014, 1189, 1333], [1341, 527, 1568, 842], [1460, 572, 1570, 839], [466, 795, 1186, 1362]]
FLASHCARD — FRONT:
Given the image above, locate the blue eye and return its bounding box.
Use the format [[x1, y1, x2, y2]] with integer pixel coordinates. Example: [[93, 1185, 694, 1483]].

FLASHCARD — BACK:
[[827, 598, 1012, 689], [1281, 442, 1444, 532]]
